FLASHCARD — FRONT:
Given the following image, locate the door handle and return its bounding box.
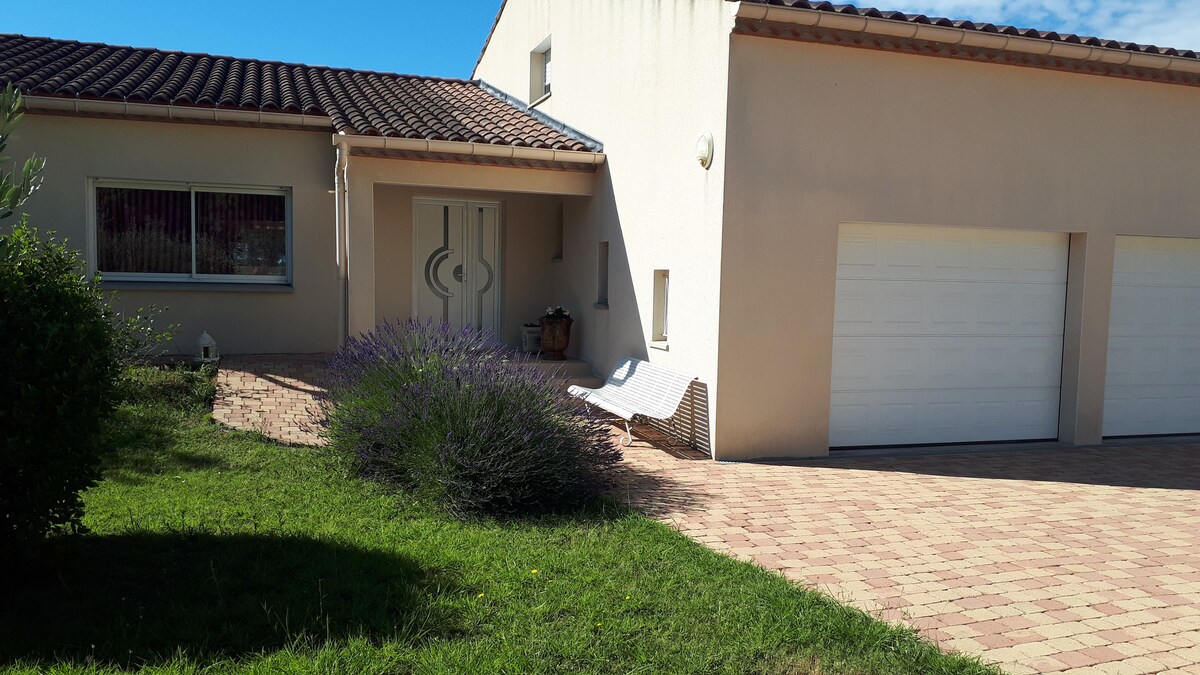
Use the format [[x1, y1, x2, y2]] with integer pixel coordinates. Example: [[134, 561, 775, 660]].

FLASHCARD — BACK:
[[453, 264, 465, 282]]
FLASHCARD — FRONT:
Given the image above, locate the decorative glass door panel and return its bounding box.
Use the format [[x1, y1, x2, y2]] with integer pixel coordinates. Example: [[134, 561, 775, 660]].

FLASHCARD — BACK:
[[414, 199, 502, 337]]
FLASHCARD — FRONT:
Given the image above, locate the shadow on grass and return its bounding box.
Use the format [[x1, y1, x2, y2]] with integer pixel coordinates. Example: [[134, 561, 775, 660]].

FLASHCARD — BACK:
[[1, 531, 457, 669], [97, 405, 231, 485]]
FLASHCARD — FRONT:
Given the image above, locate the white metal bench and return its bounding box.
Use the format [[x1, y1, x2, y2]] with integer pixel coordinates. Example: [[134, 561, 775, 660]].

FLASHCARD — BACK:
[[568, 357, 698, 446]]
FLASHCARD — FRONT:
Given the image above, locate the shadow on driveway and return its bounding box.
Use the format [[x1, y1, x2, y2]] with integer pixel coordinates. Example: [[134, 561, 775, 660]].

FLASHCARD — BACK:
[[781, 442, 1200, 490]]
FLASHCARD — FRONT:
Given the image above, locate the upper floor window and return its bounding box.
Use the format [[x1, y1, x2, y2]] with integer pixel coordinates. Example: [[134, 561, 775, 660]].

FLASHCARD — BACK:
[[530, 36, 552, 103], [91, 180, 290, 284]]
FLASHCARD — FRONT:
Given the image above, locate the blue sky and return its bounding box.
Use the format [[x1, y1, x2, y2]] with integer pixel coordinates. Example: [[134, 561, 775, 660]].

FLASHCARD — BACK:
[[5, 0, 504, 79], [6, 1, 1198, 80], [891, 2, 1200, 51]]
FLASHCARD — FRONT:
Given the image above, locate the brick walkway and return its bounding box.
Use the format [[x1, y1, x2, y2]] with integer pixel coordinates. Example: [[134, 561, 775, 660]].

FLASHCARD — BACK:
[[620, 439, 1200, 674], [212, 354, 328, 446], [212, 357, 1200, 673]]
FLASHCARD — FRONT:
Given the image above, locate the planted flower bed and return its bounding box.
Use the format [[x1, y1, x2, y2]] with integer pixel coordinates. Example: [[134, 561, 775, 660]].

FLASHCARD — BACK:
[[322, 320, 622, 517]]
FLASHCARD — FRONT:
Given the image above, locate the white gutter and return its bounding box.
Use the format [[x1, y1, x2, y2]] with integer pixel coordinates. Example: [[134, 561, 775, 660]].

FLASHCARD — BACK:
[[732, 2, 1200, 75], [332, 133, 607, 166], [334, 140, 351, 346], [23, 95, 335, 129]]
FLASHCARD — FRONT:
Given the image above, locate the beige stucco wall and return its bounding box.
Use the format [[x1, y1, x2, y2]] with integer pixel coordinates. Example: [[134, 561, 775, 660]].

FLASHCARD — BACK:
[[6, 114, 340, 354], [475, 0, 735, 453], [372, 184, 562, 348], [717, 36, 1200, 459]]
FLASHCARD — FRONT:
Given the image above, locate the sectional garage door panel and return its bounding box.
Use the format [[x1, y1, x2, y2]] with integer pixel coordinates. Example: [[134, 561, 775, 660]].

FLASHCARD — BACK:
[[834, 280, 1068, 337], [830, 224, 1069, 448], [1103, 236, 1200, 437], [830, 387, 1061, 447]]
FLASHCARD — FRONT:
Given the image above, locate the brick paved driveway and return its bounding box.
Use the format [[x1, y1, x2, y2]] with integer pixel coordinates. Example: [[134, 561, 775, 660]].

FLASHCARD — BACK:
[[621, 437, 1200, 674], [213, 357, 1200, 673]]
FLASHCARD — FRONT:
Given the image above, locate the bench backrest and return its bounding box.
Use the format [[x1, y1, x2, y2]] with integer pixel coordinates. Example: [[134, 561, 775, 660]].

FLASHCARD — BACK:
[[599, 357, 696, 421]]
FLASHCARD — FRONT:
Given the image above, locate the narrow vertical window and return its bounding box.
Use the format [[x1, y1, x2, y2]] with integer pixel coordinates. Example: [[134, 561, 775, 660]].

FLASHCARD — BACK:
[[596, 241, 609, 307], [552, 201, 564, 261], [530, 36, 552, 103], [652, 269, 670, 342]]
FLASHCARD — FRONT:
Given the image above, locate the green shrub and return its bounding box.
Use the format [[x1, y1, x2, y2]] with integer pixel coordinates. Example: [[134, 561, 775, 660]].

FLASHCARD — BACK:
[[322, 320, 622, 517], [0, 220, 120, 550], [112, 304, 179, 366]]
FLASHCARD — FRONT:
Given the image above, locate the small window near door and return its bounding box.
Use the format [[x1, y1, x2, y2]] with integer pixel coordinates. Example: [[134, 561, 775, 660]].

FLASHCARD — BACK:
[[596, 241, 609, 308], [652, 269, 669, 342], [530, 37, 552, 103], [552, 201, 564, 261]]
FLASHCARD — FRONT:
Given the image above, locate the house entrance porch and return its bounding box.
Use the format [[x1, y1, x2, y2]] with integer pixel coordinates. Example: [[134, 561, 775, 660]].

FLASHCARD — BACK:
[[337, 148, 600, 354]]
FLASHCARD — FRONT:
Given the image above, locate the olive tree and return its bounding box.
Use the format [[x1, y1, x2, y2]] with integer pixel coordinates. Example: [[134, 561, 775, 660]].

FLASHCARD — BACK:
[[0, 83, 45, 220]]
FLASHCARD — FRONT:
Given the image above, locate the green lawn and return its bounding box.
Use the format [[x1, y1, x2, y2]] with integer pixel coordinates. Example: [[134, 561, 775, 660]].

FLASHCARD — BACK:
[[1, 367, 998, 674]]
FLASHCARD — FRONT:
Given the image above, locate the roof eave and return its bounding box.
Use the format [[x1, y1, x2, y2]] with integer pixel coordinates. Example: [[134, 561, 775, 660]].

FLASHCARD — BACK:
[[332, 132, 606, 167], [22, 94, 334, 129], [732, 2, 1200, 75], [471, 0, 509, 79]]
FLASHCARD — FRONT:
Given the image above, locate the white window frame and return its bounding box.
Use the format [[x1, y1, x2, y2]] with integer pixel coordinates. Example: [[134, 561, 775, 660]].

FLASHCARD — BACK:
[[652, 269, 670, 342], [88, 178, 293, 285], [530, 36, 552, 104]]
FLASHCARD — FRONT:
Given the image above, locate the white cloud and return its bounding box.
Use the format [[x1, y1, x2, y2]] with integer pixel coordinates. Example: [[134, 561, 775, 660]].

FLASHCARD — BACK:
[[888, 0, 1200, 51]]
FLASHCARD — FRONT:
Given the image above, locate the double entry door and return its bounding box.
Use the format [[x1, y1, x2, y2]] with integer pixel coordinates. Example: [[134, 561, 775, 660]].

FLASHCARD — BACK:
[[413, 198, 503, 337]]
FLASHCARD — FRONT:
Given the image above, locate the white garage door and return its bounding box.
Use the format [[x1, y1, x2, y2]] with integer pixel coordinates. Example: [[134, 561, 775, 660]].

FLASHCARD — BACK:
[[1103, 236, 1200, 437], [830, 224, 1069, 447]]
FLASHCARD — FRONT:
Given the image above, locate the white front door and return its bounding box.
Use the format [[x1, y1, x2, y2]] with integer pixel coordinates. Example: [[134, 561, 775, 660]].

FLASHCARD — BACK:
[[1103, 236, 1200, 436], [829, 224, 1070, 447], [414, 199, 502, 336]]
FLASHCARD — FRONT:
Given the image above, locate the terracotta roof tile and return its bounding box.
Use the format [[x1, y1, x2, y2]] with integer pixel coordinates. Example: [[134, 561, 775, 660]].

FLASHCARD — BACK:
[[0, 33, 599, 152], [737, 1, 1200, 60]]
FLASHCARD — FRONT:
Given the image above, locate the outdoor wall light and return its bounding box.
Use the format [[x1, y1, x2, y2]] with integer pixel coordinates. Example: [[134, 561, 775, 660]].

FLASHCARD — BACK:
[[695, 132, 714, 170]]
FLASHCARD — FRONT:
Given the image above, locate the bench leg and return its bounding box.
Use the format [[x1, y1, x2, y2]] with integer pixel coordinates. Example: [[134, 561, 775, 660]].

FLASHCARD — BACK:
[[621, 420, 633, 447]]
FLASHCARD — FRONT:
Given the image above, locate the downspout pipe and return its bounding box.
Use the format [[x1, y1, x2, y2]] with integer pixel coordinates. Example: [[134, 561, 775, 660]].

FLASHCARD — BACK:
[[334, 139, 351, 346]]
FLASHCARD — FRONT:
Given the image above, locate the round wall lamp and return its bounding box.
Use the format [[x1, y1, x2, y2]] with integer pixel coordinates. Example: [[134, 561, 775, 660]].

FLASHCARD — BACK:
[[695, 132, 714, 170]]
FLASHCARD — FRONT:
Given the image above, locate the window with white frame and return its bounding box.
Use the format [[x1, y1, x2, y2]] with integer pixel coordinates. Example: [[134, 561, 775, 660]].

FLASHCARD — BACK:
[[530, 36, 552, 102], [652, 269, 669, 342], [92, 180, 290, 284]]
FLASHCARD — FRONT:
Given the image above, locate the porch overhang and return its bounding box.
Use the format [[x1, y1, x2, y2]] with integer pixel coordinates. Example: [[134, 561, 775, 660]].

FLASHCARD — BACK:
[[333, 132, 605, 170]]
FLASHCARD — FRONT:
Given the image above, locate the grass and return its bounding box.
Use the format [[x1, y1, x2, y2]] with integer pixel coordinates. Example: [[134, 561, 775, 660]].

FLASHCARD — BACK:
[[0, 367, 999, 674]]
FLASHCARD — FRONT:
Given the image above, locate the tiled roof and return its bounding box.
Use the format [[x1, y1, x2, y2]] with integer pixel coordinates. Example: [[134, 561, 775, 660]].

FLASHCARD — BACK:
[[736, 1, 1200, 60], [0, 33, 597, 151]]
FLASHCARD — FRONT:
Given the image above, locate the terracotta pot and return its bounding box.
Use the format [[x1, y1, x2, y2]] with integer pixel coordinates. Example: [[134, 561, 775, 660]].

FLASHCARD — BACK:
[[539, 317, 573, 360]]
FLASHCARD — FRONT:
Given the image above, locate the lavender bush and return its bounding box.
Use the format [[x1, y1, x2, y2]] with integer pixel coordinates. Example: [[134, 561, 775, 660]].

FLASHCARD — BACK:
[[322, 320, 621, 517]]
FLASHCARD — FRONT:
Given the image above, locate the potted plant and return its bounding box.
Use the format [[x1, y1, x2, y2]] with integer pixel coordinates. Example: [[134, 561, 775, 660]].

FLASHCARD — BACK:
[[539, 306, 573, 361], [520, 322, 541, 353]]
